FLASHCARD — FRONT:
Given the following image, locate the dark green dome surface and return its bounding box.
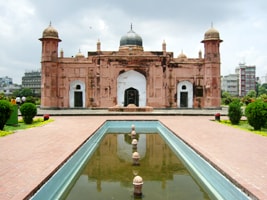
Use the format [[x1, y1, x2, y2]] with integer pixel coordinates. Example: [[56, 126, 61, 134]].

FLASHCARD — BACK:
[[120, 26, 143, 47]]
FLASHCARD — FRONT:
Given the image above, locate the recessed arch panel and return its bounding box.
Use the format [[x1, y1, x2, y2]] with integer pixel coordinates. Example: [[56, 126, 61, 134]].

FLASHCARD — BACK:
[[117, 70, 146, 106], [69, 80, 85, 108], [177, 81, 193, 108]]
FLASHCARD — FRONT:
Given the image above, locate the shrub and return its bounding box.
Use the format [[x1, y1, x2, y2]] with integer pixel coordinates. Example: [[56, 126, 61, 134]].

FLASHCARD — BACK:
[[221, 91, 233, 105], [228, 99, 243, 125], [20, 103, 37, 124], [242, 96, 252, 105], [24, 96, 36, 104], [245, 100, 267, 130], [0, 100, 14, 130]]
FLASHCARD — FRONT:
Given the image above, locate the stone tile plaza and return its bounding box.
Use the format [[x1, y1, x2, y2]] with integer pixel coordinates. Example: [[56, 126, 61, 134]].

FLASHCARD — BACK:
[[0, 110, 267, 199]]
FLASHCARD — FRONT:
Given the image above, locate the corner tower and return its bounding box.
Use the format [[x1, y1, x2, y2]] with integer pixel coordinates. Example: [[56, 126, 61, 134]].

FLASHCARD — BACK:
[[201, 26, 223, 108], [39, 23, 61, 61], [39, 23, 61, 108]]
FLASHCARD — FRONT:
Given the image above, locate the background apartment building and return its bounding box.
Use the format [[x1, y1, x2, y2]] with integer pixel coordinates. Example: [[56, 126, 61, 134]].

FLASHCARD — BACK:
[[0, 76, 21, 96], [21, 70, 41, 97], [221, 74, 239, 96], [235, 63, 256, 97], [222, 63, 256, 97]]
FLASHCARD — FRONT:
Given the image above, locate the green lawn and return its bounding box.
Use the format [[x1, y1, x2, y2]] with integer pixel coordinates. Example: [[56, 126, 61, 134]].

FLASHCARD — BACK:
[[0, 118, 53, 137], [218, 119, 267, 137]]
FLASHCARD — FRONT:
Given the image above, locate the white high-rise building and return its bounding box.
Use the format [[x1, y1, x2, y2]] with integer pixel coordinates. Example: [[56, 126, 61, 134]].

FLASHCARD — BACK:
[[221, 74, 239, 96]]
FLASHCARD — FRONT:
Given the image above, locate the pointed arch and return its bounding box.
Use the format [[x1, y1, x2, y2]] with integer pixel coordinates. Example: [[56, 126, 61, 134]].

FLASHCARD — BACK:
[[69, 80, 85, 108], [117, 70, 146, 106], [177, 81, 193, 108]]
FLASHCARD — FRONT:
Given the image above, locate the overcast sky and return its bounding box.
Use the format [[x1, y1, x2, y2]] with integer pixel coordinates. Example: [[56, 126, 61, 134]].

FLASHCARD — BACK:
[[1, 0, 267, 84]]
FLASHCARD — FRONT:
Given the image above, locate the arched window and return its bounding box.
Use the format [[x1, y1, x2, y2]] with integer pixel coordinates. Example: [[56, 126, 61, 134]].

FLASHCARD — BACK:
[[76, 84, 81, 90], [182, 85, 186, 90]]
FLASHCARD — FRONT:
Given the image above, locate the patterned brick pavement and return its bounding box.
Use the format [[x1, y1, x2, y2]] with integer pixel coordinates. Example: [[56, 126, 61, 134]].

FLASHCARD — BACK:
[[0, 115, 266, 199]]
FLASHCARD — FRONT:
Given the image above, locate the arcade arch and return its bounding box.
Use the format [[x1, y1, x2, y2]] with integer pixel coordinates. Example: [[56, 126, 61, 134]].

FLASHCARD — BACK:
[[117, 70, 146, 107]]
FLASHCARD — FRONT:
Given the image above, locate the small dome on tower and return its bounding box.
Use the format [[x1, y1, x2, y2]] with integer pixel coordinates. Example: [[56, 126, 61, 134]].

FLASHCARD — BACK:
[[177, 51, 187, 59], [75, 49, 84, 58], [42, 23, 60, 39], [203, 27, 221, 41]]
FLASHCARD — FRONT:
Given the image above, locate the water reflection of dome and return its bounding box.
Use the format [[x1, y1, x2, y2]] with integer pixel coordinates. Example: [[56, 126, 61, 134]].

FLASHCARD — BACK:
[[117, 134, 146, 162]]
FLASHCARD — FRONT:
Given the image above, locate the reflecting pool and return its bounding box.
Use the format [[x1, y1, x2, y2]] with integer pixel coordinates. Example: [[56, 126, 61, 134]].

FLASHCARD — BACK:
[[30, 120, 250, 200], [62, 133, 211, 200]]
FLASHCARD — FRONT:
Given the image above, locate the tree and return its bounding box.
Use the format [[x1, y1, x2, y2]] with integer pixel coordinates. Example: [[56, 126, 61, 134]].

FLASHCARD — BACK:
[[242, 90, 256, 105], [256, 81, 261, 97], [245, 100, 267, 130], [12, 88, 33, 97], [258, 94, 267, 102], [258, 84, 267, 96], [0, 92, 6, 100], [246, 90, 256, 98], [20, 103, 37, 124], [228, 99, 243, 124], [221, 91, 233, 105], [0, 100, 13, 130]]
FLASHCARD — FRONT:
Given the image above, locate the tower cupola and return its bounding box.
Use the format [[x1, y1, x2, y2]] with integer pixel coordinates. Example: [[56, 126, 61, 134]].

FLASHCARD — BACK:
[[41, 22, 61, 41], [202, 26, 222, 42], [39, 22, 61, 62]]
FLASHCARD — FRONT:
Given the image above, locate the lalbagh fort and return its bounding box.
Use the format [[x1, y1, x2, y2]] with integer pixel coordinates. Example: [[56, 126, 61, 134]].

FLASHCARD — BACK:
[[39, 23, 223, 110]]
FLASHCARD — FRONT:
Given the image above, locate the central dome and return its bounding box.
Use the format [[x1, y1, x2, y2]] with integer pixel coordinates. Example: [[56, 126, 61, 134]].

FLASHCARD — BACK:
[[120, 25, 143, 48]]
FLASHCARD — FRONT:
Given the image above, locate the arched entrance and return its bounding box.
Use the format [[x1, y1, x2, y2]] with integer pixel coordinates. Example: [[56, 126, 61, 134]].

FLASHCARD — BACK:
[[177, 81, 193, 108], [117, 70, 146, 107], [124, 87, 139, 106], [69, 80, 85, 108]]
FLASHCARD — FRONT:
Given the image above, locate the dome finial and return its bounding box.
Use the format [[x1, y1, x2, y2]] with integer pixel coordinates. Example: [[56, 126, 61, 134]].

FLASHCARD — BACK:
[[211, 22, 213, 28], [130, 23, 133, 31], [49, 21, 52, 26]]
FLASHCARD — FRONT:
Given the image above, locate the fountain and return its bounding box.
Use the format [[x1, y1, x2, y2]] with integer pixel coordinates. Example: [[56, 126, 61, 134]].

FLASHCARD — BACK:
[[132, 138, 138, 149], [133, 175, 143, 198], [132, 151, 140, 166], [131, 130, 137, 139]]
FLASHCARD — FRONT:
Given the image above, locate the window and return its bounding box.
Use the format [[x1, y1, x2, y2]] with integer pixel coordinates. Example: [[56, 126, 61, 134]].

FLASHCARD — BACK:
[[76, 84, 81, 90]]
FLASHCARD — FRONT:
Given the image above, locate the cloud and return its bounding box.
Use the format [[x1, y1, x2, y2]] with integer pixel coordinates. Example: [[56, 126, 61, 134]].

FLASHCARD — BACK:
[[1, 0, 267, 84]]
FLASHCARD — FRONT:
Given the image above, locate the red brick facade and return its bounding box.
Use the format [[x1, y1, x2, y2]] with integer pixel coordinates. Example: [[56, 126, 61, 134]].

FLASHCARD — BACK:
[[39, 24, 222, 109]]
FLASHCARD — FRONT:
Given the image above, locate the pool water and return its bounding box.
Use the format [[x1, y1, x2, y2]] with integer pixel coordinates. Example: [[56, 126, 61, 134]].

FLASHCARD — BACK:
[[30, 120, 251, 200], [62, 133, 211, 200]]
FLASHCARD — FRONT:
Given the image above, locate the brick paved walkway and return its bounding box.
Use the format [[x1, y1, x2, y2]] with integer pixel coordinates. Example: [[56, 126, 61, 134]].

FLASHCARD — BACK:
[[0, 115, 266, 199]]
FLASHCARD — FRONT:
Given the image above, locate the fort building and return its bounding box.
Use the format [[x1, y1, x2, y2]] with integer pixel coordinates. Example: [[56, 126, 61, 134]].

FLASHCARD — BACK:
[[39, 24, 222, 109]]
